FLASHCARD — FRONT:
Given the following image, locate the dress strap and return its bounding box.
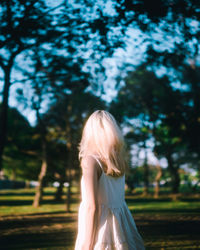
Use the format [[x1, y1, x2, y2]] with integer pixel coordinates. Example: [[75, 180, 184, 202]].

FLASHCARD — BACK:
[[89, 154, 103, 171]]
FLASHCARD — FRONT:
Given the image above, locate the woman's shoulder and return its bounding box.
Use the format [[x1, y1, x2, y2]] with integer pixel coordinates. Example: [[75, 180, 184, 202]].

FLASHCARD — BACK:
[[81, 155, 103, 178], [81, 155, 98, 168]]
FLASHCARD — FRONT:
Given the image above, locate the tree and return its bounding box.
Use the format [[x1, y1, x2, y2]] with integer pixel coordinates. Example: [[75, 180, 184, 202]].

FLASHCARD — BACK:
[[0, 0, 129, 193], [1, 105, 40, 181], [111, 66, 188, 193], [32, 110, 48, 208], [0, 0, 65, 170], [111, 0, 200, 193], [43, 89, 105, 211]]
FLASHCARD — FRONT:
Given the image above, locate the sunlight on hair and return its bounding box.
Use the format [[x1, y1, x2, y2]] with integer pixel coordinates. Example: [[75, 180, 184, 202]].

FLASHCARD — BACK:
[[79, 110, 128, 176]]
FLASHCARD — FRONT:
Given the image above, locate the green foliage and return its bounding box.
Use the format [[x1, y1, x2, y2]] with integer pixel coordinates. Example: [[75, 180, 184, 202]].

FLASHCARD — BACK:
[[126, 167, 144, 191], [2, 106, 41, 180], [39, 90, 105, 184]]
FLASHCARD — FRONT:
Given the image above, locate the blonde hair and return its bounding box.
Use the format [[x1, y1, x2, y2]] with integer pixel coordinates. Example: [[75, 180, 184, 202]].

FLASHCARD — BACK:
[[79, 110, 128, 177]]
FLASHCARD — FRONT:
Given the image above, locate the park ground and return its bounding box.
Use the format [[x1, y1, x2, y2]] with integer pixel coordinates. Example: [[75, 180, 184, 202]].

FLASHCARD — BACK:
[[0, 187, 200, 250]]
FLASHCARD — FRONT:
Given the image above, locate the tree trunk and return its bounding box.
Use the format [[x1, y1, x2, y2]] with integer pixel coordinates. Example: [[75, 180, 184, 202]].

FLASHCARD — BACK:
[[143, 148, 149, 196], [33, 139, 47, 207], [65, 111, 73, 212], [192, 180, 200, 192], [66, 168, 71, 212], [154, 162, 162, 198], [166, 153, 180, 194], [0, 67, 11, 171], [25, 180, 30, 189], [55, 179, 64, 201], [11, 168, 17, 181], [171, 167, 180, 194]]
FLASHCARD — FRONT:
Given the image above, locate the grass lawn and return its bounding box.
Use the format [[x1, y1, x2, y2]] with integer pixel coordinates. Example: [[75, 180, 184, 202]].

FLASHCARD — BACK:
[[0, 187, 200, 249]]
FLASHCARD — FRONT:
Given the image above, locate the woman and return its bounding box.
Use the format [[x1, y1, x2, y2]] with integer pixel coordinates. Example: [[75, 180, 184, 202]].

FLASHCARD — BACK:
[[75, 110, 145, 250]]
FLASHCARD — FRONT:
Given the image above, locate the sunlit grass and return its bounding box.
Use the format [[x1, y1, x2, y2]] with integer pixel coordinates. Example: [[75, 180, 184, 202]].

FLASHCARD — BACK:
[[1, 187, 200, 216], [0, 187, 79, 216], [128, 200, 200, 213], [0, 204, 66, 216]]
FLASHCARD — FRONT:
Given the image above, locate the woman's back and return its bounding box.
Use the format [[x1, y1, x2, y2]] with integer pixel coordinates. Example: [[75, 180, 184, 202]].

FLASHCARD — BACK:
[[76, 155, 145, 250], [81, 155, 125, 207], [98, 172, 125, 207]]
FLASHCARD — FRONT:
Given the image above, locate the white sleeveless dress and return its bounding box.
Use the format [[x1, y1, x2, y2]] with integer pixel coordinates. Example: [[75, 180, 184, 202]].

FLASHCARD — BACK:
[[75, 155, 145, 250]]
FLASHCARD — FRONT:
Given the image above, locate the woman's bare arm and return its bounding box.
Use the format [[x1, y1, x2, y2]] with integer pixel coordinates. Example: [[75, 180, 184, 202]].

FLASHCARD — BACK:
[[81, 156, 99, 250]]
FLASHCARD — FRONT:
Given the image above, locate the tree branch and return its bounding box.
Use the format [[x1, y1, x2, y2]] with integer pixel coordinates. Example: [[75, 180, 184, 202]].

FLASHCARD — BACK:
[[0, 56, 6, 70], [10, 73, 74, 84]]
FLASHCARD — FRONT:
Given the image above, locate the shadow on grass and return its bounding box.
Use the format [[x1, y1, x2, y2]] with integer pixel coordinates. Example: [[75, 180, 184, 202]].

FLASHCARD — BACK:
[[0, 192, 54, 197], [0, 197, 170, 207], [136, 215, 200, 249], [0, 212, 77, 249], [0, 213, 74, 231], [0, 190, 77, 197], [1, 211, 200, 249], [0, 192, 35, 196], [0, 230, 75, 250], [126, 197, 200, 203], [0, 198, 79, 206], [139, 219, 200, 237], [0, 211, 71, 220], [131, 208, 200, 214], [180, 198, 200, 202], [125, 197, 172, 203]]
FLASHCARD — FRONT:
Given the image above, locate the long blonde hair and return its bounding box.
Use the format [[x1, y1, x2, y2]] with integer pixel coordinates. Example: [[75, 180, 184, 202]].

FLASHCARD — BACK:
[[79, 110, 128, 177]]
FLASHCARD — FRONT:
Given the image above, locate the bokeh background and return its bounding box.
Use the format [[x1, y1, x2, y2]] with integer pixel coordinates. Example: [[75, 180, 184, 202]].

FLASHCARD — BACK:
[[0, 0, 200, 249]]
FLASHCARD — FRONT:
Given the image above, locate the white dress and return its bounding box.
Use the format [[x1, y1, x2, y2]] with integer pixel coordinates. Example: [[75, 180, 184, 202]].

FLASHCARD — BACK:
[[75, 155, 145, 250]]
